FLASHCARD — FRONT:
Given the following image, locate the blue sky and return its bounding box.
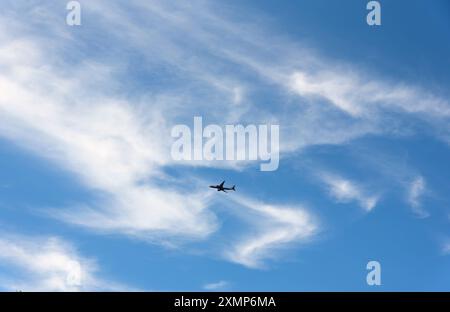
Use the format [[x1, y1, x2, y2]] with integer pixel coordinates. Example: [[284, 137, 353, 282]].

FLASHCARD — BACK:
[[0, 0, 449, 291]]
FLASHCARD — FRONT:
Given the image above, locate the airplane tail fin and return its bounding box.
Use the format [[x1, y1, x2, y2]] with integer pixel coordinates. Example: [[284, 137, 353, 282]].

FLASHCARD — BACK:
[[232, 185, 236, 191]]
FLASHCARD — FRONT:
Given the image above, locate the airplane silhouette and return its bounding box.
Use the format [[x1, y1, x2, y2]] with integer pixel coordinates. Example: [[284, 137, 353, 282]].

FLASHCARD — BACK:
[[209, 181, 236, 193]]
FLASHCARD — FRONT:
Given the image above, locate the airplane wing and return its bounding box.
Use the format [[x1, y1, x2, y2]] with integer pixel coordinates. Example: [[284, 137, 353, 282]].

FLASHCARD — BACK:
[[219, 181, 225, 187]]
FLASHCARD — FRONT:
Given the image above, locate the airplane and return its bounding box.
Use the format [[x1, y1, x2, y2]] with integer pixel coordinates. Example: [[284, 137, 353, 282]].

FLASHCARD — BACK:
[[209, 181, 236, 193]]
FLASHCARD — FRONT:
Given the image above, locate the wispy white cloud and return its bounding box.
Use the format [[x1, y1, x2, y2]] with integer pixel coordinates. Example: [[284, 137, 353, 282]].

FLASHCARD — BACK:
[[0, 234, 125, 291], [443, 241, 450, 255], [224, 196, 318, 269], [203, 280, 230, 291], [407, 176, 429, 218], [320, 173, 379, 212], [289, 70, 450, 119]]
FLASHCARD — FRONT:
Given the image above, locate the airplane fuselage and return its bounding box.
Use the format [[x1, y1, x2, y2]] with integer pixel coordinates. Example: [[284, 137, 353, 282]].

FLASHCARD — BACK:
[[209, 181, 235, 192]]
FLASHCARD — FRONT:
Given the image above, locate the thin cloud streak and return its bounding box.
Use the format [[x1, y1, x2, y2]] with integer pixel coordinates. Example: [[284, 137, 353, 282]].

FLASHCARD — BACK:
[[320, 173, 379, 212], [203, 280, 230, 291], [407, 176, 429, 218], [224, 195, 319, 269]]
